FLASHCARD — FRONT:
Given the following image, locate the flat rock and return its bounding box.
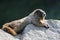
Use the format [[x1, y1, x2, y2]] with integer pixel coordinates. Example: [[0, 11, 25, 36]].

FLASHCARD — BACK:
[[20, 19, 60, 40], [0, 19, 60, 40], [0, 29, 19, 40]]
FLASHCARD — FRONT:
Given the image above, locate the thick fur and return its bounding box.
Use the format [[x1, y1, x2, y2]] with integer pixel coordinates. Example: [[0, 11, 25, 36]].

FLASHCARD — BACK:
[[1, 9, 49, 36]]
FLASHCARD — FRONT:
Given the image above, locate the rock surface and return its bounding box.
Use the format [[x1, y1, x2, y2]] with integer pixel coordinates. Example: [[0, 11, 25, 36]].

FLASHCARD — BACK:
[[0, 19, 60, 40], [0, 29, 19, 40]]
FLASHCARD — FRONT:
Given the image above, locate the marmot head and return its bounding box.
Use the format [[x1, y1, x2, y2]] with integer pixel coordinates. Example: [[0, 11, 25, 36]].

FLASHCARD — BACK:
[[31, 9, 49, 29], [30, 9, 46, 20], [35, 9, 46, 17]]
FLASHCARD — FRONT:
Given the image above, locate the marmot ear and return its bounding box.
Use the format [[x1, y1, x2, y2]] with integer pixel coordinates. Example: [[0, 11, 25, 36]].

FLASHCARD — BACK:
[[35, 10, 42, 14]]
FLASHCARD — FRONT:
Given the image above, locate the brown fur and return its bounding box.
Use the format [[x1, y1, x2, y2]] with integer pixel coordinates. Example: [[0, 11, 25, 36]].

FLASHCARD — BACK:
[[2, 23, 17, 36], [1, 9, 49, 36]]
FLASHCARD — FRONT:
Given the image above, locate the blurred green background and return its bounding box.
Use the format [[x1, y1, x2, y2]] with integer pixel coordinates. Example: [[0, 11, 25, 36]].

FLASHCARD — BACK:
[[0, 0, 60, 28]]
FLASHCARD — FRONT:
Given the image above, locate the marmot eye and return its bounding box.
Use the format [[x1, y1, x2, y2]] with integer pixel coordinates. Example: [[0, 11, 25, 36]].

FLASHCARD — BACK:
[[43, 13, 46, 16]]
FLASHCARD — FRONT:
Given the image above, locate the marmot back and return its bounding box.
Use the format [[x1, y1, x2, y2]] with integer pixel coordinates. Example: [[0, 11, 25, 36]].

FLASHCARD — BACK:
[[1, 9, 49, 36]]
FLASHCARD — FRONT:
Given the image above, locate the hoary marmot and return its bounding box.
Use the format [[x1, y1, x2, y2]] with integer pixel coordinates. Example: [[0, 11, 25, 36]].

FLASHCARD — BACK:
[[1, 9, 49, 36]]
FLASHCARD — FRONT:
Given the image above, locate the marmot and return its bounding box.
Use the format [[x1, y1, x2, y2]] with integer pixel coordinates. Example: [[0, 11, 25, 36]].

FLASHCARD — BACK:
[[1, 9, 49, 36]]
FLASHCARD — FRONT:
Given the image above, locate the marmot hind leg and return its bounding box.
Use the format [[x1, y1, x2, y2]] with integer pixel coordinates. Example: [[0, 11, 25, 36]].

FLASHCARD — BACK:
[[2, 23, 17, 36]]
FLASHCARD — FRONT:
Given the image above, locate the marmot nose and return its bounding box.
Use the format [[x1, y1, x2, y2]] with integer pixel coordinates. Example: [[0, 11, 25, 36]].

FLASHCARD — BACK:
[[44, 25, 49, 29]]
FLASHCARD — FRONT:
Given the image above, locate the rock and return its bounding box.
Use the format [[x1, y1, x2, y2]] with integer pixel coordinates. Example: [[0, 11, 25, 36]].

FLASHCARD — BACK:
[[20, 19, 60, 40], [0, 19, 60, 40], [0, 29, 19, 40]]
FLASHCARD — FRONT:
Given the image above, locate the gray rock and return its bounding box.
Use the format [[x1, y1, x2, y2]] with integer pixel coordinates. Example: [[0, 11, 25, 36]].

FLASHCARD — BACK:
[[20, 19, 60, 40], [0, 29, 19, 40], [0, 19, 60, 40]]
